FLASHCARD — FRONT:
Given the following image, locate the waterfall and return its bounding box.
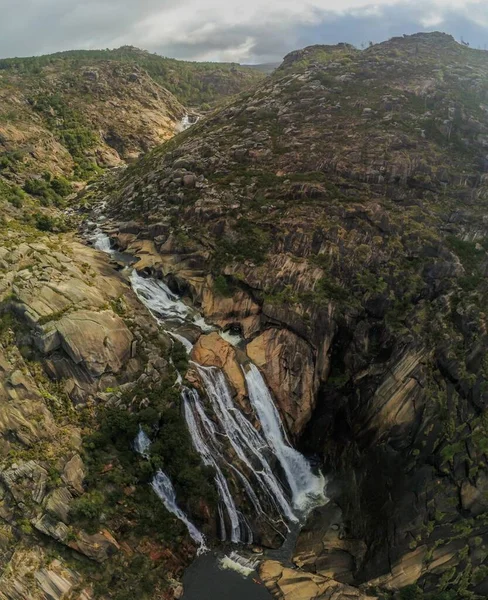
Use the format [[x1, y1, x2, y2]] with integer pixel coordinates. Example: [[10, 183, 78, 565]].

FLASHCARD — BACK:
[[183, 387, 243, 543], [130, 270, 189, 322], [196, 365, 297, 523], [134, 426, 151, 458], [170, 332, 194, 354], [127, 268, 326, 546], [243, 364, 326, 512], [92, 230, 112, 253], [178, 114, 200, 132], [151, 470, 207, 554]]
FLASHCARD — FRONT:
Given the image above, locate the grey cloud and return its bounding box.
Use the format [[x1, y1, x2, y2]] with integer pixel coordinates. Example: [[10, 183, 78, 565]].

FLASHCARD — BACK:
[[1, 1, 488, 63]]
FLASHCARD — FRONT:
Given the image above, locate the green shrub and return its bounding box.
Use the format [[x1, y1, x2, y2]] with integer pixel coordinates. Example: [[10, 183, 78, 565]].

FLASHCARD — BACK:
[[213, 275, 235, 297], [70, 490, 105, 532], [51, 176, 72, 197]]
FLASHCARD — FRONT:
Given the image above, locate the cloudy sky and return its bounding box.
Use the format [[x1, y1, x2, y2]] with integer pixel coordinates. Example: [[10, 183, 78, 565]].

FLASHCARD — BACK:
[[2, 0, 488, 63]]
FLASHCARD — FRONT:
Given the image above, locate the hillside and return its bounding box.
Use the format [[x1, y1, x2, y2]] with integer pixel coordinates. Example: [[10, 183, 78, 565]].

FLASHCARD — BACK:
[[0, 46, 265, 108], [0, 46, 264, 234], [86, 32, 488, 597]]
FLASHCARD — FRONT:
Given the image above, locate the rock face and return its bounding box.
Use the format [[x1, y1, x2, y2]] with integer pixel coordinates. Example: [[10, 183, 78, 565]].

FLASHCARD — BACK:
[[247, 328, 316, 436], [55, 309, 133, 376], [0, 228, 183, 598], [0, 47, 263, 199], [260, 560, 375, 600], [94, 32, 488, 596], [191, 332, 248, 405]]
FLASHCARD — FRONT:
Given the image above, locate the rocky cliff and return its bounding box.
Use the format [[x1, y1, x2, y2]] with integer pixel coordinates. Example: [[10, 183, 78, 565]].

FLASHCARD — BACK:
[[85, 32, 488, 597]]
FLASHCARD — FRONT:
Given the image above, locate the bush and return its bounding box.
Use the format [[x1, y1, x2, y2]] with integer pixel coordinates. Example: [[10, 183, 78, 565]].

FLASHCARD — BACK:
[[51, 176, 72, 197], [34, 213, 57, 231], [171, 339, 189, 374], [70, 490, 105, 532], [0, 180, 25, 208], [213, 275, 235, 297]]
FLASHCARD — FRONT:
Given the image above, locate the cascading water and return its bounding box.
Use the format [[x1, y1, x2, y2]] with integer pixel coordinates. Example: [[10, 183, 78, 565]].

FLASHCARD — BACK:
[[92, 229, 112, 253], [125, 268, 326, 547], [182, 387, 243, 544], [134, 426, 151, 458], [178, 114, 200, 132], [244, 364, 326, 513], [195, 366, 297, 524], [133, 427, 208, 553], [151, 470, 208, 555], [170, 332, 194, 354], [130, 270, 189, 322]]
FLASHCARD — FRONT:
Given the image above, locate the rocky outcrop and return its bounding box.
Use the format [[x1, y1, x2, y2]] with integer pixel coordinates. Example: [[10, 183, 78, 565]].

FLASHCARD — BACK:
[[294, 505, 367, 585], [191, 332, 248, 405], [201, 279, 261, 338], [247, 328, 317, 436], [88, 31, 488, 596], [55, 309, 133, 377], [260, 560, 375, 600], [0, 547, 93, 600]]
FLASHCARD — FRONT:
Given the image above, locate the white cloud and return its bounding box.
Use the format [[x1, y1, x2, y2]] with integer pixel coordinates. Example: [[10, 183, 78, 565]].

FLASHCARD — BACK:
[[0, 0, 488, 62]]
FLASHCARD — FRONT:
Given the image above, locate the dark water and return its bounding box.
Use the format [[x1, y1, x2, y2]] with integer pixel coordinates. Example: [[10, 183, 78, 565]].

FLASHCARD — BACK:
[[182, 553, 272, 600]]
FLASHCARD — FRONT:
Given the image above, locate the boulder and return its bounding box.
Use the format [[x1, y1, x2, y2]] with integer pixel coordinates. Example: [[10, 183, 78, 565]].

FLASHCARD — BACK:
[[62, 454, 85, 495], [260, 560, 375, 600], [44, 487, 73, 524], [55, 310, 133, 377]]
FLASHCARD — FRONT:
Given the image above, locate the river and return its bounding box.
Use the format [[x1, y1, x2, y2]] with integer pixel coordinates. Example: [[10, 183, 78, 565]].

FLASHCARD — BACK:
[[85, 115, 327, 595]]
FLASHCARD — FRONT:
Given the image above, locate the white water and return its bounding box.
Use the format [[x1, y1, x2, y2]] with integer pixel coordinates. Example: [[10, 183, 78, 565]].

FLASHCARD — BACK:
[[134, 426, 151, 458], [170, 332, 194, 354], [196, 365, 297, 524], [220, 552, 259, 577], [183, 387, 243, 543], [244, 364, 326, 513], [92, 230, 112, 253], [219, 329, 243, 347], [151, 470, 208, 554], [130, 270, 189, 322], [127, 267, 326, 546], [178, 114, 200, 132]]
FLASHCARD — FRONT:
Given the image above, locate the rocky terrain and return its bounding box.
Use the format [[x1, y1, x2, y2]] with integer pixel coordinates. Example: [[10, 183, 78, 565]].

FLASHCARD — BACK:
[[0, 44, 266, 598], [0, 46, 263, 226], [80, 32, 488, 598], [0, 223, 218, 599]]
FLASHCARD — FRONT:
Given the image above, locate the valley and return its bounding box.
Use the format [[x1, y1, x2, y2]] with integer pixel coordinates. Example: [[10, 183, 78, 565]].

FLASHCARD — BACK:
[[1, 31, 488, 600]]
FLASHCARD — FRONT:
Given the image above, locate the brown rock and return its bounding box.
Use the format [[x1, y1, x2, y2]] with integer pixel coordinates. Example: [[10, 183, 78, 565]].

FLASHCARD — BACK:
[[62, 454, 85, 495], [247, 328, 316, 436], [260, 560, 375, 600], [55, 310, 133, 377], [192, 332, 247, 404], [201, 277, 261, 338]]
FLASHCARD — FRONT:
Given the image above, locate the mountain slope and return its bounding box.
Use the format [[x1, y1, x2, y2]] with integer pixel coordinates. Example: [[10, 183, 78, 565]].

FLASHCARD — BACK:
[[0, 46, 264, 228], [0, 46, 265, 108], [92, 32, 488, 597], [0, 60, 187, 183]]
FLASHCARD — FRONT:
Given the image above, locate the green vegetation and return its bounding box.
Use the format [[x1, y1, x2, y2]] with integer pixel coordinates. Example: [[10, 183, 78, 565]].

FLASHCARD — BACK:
[[0, 46, 264, 107], [76, 378, 216, 542], [447, 235, 488, 291], [0, 179, 25, 208], [31, 94, 101, 178], [32, 211, 70, 232], [23, 173, 72, 207], [213, 218, 271, 268], [213, 275, 236, 297]]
